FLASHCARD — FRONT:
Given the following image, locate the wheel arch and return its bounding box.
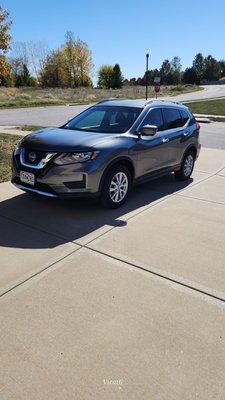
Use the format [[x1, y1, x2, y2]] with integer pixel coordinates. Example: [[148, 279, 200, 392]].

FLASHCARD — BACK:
[[99, 157, 135, 192], [181, 145, 197, 163]]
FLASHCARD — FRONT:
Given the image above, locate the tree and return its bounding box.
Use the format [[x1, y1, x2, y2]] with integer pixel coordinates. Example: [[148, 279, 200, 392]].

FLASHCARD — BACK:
[[219, 60, 225, 77], [40, 50, 70, 87], [27, 41, 49, 77], [21, 64, 30, 85], [11, 41, 29, 66], [160, 59, 171, 84], [97, 65, 114, 88], [170, 56, 182, 84], [123, 78, 130, 86], [182, 67, 198, 84], [63, 31, 78, 87], [204, 55, 222, 81], [129, 77, 137, 86], [112, 64, 123, 88], [63, 31, 93, 87], [73, 37, 93, 86], [12, 40, 49, 78], [192, 53, 205, 84], [10, 41, 39, 86], [40, 32, 93, 88], [136, 77, 144, 85], [9, 56, 36, 87], [0, 6, 12, 84], [142, 68, 160, 85], [0, 6, 11, 52], [160, 57, 182, 85]]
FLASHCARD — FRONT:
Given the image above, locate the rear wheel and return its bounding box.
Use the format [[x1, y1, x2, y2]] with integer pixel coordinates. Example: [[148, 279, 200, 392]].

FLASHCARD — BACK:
[[100, 165, 131, 208], [175, 150, 195, 181]]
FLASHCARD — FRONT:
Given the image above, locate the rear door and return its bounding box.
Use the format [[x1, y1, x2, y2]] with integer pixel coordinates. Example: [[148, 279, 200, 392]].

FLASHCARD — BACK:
[[161, 107, 185, 167]]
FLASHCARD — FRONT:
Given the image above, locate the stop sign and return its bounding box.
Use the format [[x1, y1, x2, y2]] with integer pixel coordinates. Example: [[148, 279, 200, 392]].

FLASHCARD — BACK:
[[154, 83, 160, 93]]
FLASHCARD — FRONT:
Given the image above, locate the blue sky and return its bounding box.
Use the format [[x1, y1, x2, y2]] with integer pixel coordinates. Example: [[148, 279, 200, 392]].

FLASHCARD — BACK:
[[3, 0, 225, 81]]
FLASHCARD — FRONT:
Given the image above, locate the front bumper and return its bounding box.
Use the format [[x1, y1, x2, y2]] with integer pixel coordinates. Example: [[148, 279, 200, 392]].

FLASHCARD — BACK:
[[11, 152, 103, 199]]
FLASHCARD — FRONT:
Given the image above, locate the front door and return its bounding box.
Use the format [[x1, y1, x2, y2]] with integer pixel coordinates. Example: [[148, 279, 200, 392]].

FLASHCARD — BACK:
[[133, 107, 171, 177]]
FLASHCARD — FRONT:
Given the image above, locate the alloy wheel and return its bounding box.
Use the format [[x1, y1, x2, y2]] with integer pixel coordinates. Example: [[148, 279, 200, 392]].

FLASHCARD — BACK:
[[183, 154, 194, 177], [109, 172, 129, 203]]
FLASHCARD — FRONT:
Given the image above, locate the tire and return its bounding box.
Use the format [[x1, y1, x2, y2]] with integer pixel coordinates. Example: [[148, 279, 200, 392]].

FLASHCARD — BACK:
[[175, 150, 195, 181], [100, 164, 131, 208]]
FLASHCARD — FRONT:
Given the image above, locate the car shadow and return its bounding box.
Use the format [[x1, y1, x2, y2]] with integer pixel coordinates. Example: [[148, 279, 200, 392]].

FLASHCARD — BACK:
[[0, 174, 193, 250]]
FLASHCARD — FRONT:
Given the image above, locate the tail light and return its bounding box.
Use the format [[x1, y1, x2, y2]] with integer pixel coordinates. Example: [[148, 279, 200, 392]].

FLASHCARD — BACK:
[[196, 122, 200, 133]]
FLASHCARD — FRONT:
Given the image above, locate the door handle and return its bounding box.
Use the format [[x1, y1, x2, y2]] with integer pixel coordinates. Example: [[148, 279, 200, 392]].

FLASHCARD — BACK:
[[162, 138, 169, 143], [183, 131, 189, 136]]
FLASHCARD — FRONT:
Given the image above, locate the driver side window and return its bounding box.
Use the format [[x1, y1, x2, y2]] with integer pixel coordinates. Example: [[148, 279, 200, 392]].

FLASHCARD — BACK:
[[142, 108, 164, 131]]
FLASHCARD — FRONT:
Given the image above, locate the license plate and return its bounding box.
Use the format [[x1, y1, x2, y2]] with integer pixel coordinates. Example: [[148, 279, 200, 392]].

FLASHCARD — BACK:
[[20, 171, 35, 186]]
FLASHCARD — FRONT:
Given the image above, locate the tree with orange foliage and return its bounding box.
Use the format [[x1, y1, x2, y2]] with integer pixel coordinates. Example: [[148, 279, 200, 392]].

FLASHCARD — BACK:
[[0, 6, 12, 84]]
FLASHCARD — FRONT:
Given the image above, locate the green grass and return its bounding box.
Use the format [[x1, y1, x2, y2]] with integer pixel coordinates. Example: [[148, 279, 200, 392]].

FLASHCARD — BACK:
[[0, 85, 202, 109], [0, 133, 23, 183], [184, 98, 225, 116]]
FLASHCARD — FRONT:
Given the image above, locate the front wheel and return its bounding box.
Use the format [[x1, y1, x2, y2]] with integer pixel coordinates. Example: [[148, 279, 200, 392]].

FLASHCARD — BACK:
[[175, 150, 195, 181], [100, 165, 131, 208]]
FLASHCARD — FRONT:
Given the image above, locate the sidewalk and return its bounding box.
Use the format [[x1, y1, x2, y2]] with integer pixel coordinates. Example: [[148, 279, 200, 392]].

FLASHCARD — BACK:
[[0, 147, 225, 399], [0, 125, 30, 136]]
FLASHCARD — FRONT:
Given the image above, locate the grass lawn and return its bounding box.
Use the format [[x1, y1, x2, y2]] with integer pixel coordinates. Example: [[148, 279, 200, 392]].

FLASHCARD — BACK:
[[0, 133, 23, 183], [0, 85, 202, 109], [184, 98, 225, 116]]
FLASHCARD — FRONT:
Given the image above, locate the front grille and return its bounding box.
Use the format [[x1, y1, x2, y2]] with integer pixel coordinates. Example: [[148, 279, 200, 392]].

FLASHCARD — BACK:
[[14, 154, 48, 177], [23, 148, 47, 166], [18, 147, 57, 171]]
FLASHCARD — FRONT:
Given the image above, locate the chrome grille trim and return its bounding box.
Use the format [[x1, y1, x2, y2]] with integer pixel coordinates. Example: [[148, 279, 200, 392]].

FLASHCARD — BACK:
[[19, 148, 57, 169]]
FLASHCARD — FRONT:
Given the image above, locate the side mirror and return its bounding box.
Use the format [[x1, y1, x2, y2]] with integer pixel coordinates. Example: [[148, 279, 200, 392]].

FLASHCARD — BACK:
[[139, 124, 158, 136]]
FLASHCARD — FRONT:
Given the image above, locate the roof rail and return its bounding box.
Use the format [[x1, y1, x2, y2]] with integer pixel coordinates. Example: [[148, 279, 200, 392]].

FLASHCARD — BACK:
[[145, 100, 154, 105], [144, 99, 183, 106]]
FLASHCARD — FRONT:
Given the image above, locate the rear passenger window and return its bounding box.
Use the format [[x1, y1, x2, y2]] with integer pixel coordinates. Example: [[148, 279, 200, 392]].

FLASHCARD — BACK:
[[163, 108, 183, 130], [180, 109, 189, 125], [142, 108, 164, 131]]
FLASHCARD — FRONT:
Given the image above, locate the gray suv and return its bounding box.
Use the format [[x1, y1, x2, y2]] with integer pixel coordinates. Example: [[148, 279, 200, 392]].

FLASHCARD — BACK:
[[12, 99, 201, 208]]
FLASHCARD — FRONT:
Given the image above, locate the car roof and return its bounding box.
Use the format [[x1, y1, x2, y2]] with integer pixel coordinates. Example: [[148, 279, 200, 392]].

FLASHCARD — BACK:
[[97, 98, 189, 110]]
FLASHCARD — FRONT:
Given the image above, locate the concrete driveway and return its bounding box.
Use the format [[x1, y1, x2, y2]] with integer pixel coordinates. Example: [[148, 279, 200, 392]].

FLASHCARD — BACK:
[[0, 147, 225, 399]]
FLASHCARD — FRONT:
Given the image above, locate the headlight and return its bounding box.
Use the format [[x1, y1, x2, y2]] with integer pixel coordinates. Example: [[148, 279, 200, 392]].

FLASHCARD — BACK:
[[54, 151, 99, 165], [14, 140, 23, 155]]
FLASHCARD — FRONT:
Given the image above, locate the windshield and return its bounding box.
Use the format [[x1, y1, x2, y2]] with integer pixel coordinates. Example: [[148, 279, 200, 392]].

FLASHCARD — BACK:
[[64, 105, 142, 134]]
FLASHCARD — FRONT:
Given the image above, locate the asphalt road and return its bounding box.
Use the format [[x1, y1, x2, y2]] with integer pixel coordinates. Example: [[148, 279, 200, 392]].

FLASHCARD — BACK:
[[0, 84, 224, 150], [199, 122, 225, 149], [0, 84, 225, 127]]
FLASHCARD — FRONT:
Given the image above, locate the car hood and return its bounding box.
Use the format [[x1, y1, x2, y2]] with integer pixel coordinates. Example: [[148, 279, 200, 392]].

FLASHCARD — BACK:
[[21, 128, 120, 152]]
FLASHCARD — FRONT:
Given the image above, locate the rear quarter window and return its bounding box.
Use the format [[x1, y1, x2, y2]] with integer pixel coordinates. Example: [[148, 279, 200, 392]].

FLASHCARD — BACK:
[[180, 109, 189, 125], [187, 111, 196, 127]]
